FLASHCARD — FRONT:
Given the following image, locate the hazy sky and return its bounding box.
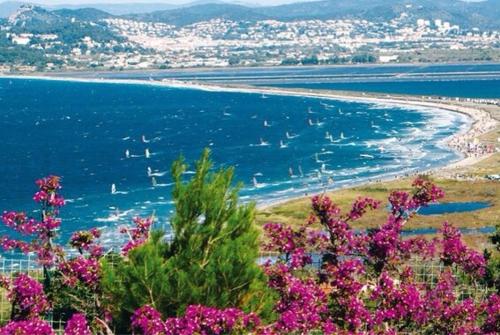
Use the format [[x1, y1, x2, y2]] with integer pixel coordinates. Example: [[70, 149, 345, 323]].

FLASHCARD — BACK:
[[28, 0, 316, 5]]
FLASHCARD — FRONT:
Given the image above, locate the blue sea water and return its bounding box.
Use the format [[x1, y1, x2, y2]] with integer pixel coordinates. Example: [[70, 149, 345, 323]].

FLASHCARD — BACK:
[[81, 62, 500, 82], [79, 63, 500, 99], [0, 77, 470, 243], [267, 79, 500, 99], [417, 202, 492, 216]]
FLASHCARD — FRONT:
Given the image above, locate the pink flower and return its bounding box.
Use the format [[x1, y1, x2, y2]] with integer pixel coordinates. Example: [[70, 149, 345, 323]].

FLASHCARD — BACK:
[[1, 212, 40, 235], [348, 197, 381, 221], [0, 318, 54, 335], [7, 274, 50, 319], [440, 222, 486, 278], [264, 264, 327, 333], [481, 294, 500, 334], [64, 313, 92, 335], [121, 217, 154, 255], [131, 305, 165, 335], [163, 305, 260, 335], [59, 256, 101, 290], [69, 229, 102, 255]]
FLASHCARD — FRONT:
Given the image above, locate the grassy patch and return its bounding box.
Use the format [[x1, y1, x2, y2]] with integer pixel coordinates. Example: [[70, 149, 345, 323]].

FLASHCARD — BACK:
[[257, 157, 500, 251], [257, 176, 499, 229]]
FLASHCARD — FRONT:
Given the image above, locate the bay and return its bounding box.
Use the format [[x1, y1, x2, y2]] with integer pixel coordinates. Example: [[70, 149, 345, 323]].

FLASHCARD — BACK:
[[0, 77, 469, 242]]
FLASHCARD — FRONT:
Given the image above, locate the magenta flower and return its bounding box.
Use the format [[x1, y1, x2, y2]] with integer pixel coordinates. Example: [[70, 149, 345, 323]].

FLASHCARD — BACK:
[[7, 274, 50, 320], [59, 256, 101, 290], [69, 228, 102, 255], [348, 196, 381, 221], [481, 293, 500, 334], [440, 222, 486, 277], [131, 305, 165, 335], [0, 318, 54, 335], [132, 304, 259, 335], [121, 217, 154, 255], [64, 313, 92, 335]]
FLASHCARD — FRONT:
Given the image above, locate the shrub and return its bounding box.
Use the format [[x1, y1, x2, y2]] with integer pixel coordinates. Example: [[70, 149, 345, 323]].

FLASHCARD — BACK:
[[0, 156, 497, 334], [103, 149, 275, 332]]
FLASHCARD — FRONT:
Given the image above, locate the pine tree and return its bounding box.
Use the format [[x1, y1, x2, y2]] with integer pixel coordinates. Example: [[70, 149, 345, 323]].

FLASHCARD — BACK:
[[102, 149, 274, 331]]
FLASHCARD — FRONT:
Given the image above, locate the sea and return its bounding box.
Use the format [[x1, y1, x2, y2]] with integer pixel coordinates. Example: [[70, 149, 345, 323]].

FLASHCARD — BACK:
[[1, 62, 496, 244], [72, 62, 500, 99]]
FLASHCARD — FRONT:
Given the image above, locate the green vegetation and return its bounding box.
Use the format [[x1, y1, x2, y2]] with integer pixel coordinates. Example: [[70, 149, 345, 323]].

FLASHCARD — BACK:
[[396, 48, 500, 64], [280, 53, 378, 66], [102, 149, 275, 332], [257, 177, 500, 234], [484, 225, 500, 291]]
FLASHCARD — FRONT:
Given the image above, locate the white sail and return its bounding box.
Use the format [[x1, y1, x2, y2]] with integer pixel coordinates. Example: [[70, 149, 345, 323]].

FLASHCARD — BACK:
[[145, 148, 151, 158], [111, 184, 117, 194]]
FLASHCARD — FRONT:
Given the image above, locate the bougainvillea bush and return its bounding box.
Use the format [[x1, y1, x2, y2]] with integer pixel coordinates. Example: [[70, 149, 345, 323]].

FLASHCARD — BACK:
[[0, 176, 106, 334], [0, 152, 498, 334]]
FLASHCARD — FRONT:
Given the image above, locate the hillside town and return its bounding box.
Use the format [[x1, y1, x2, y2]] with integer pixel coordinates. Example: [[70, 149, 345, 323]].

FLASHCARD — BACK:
[[1, 5, 500, 72]]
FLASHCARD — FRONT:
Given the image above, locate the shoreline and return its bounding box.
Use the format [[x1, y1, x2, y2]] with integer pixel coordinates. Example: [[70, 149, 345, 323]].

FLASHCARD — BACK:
[[161, 80, 497, 210], [2, 74, 498, 210]]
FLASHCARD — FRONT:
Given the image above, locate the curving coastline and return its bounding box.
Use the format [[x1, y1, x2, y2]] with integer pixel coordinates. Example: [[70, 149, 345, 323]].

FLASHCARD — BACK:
[[5, 73, 497, 145], [2, 74, 498, 211], [159, 79, 499, 179], [153, 79, 498, 209]]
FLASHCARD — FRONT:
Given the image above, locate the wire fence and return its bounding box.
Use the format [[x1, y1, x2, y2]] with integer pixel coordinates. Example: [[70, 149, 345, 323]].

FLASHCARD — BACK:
[[0, 254, 43, 323], [259, 252, 494, 300], [0, 252, 494, 331]]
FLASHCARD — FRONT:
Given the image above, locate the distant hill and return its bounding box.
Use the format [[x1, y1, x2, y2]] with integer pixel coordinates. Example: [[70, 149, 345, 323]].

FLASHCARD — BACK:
[[127, 0, 500, 30], [1, 0, 499, 30], [258, 0, 500, 30], [7, 4, 64, 26], [8, 5, 120, 43], [49, 2, 179, 16], [129, 3, 268, 26], [52, 7, 114, 21], [0, 1, 229, 17]]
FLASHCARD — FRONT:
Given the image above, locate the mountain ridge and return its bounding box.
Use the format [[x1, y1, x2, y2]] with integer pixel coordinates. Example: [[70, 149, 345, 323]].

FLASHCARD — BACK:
[[128, 3, 268, 25], [128, 0, 500, 30], [1, 0, 499, 30]]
